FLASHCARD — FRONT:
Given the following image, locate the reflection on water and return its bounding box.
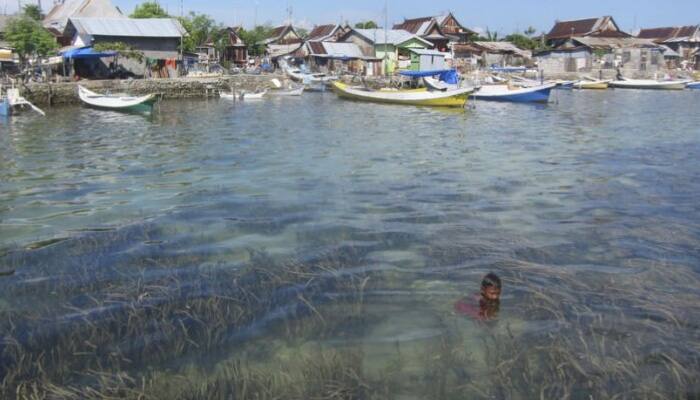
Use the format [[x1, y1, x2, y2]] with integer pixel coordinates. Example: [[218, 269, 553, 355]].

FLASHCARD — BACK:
[[1, 91, 700, 398]]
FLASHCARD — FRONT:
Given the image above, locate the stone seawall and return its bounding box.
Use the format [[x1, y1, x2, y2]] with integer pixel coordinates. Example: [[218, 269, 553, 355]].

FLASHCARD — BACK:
[[21, 74, 287, 106]]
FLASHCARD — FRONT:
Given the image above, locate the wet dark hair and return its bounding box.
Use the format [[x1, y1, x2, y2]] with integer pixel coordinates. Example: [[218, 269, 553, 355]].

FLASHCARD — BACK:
[[481, 273, 502, 290]]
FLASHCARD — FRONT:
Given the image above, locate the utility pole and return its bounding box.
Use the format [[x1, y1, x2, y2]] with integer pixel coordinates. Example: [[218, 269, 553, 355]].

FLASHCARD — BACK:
[[384, 0, 388, 77]]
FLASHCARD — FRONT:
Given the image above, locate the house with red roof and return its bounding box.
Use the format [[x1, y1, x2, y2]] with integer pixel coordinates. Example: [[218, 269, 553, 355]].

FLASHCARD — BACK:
[[637, 25, 699, 69], [545, 16, 630, 48]]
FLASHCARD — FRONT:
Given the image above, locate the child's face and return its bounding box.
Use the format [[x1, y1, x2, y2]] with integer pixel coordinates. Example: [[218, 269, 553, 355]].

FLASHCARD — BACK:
[[481, 286, 501, 302]]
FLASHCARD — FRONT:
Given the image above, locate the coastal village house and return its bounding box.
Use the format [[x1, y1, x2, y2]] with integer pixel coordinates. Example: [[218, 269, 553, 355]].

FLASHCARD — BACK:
[[306, 41, 381, 76], [338, 28, 433, 74], [44, 0, 125, 46], [305, 24, 379, 75], [472, 41, 532, 67], [637, 25, 700, 70], [394, 13, 476, 51], [263, 24, 305, 64], [537, 36, 664, 77], [538, 16, 669, 78], [220, 27, 248, 67], [63, 17, 187, 78], [545, 16, 630, 48]]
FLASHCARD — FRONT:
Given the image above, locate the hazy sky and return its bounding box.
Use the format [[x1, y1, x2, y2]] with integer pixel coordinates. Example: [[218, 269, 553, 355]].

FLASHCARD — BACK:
[[6, 0, 700, 35]]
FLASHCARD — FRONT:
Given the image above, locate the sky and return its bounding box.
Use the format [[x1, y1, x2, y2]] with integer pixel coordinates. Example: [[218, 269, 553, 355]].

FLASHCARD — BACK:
[[4, 0, 700, 35]]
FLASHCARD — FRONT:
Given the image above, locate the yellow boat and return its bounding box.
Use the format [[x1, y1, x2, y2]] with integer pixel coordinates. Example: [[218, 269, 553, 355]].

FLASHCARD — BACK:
[[332, 82, 473, 107], [574, 80, 611, 90]]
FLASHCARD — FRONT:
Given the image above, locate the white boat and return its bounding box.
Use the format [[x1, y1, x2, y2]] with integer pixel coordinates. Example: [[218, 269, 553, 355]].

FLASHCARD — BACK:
[[269, 87, 304, 96], [2, 87, 46, 116], [610, 79, 691, 90], [78, 86, 157, 110], [573, 79, 612, 90], [470, 83, 557, 103], [241, 91, 267, 100], [219, 92, 239, 100], [332, 82, 474, 107]]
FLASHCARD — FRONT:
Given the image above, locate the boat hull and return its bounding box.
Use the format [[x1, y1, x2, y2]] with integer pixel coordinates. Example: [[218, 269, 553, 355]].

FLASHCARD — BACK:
[[687, 82, 700, 89], [332, 82, 472, 107], [471, 84, 555, 103], [574, 81, 610, 90], [78, 86, 156, 111], [610, 80, 691, 90]]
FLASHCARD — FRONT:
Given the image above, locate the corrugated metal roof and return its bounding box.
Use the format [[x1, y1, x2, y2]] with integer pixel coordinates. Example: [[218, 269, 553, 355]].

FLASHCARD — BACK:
[[321, 42, 364, 58], [571, 36, 660, 50], [69, 17, 186, 38], [308, 24, 337, 40], [408, 48, 447, 56], [43, 0, 124, 32], [353, 29, 432, 47]]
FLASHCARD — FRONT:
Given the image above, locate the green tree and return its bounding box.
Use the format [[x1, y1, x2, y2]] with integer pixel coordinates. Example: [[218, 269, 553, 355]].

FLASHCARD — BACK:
[[296, 27, 309, 39], [524, 26, 537, 38], [238, 25, 274, 56], [22, 4, 42, 21], [503, 33, 539, 50], [177, 12, 221, 53], [5, 17, 58, 66], [130, 1, 169, 18], [354, 21, 378, 29]]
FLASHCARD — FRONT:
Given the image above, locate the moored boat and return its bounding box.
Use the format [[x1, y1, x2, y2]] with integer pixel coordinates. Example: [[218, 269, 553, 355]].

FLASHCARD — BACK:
[[610, 79, 691, 90], [78, 86, 157, 111], [574, 80, 611, 90], [331, 81, 474, 107], [269, 87, 304, 96], [241, 91, 267, 100], [687, 82, 700, 89], [470, 83, 556, 103]]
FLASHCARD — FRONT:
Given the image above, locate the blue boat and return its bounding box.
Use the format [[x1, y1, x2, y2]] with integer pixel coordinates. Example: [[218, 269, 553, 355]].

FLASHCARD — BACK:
[[471, 83, 557, 103], [688, 82, 700, 89]]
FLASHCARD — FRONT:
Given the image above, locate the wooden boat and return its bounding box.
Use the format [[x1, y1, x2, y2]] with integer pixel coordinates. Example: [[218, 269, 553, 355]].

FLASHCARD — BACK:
[[470, 83, 556, 103], [331, 81, 474, 107], [610, 79, 691, 90], [574, 80, 611, 90], [687, 82, 700, 89], [78, 86, 156, 111]]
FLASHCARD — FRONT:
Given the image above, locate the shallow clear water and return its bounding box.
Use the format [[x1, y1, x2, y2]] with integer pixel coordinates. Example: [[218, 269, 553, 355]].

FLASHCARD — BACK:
[[1, 91, 700, 398]]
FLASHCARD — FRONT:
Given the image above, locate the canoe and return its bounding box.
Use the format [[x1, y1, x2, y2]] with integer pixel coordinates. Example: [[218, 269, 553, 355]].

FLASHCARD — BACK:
[[331, 81, 474, 107], [78, 86, 157, 110], [687, 82, 700, 89], [574, 80, 611, 90], [470, 83, 556, 103], [610, 79, 691, 90]]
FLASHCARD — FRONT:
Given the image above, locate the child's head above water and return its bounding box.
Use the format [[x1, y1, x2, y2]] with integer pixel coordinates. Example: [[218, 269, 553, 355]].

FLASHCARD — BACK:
[[480, 273, 502, 303]]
